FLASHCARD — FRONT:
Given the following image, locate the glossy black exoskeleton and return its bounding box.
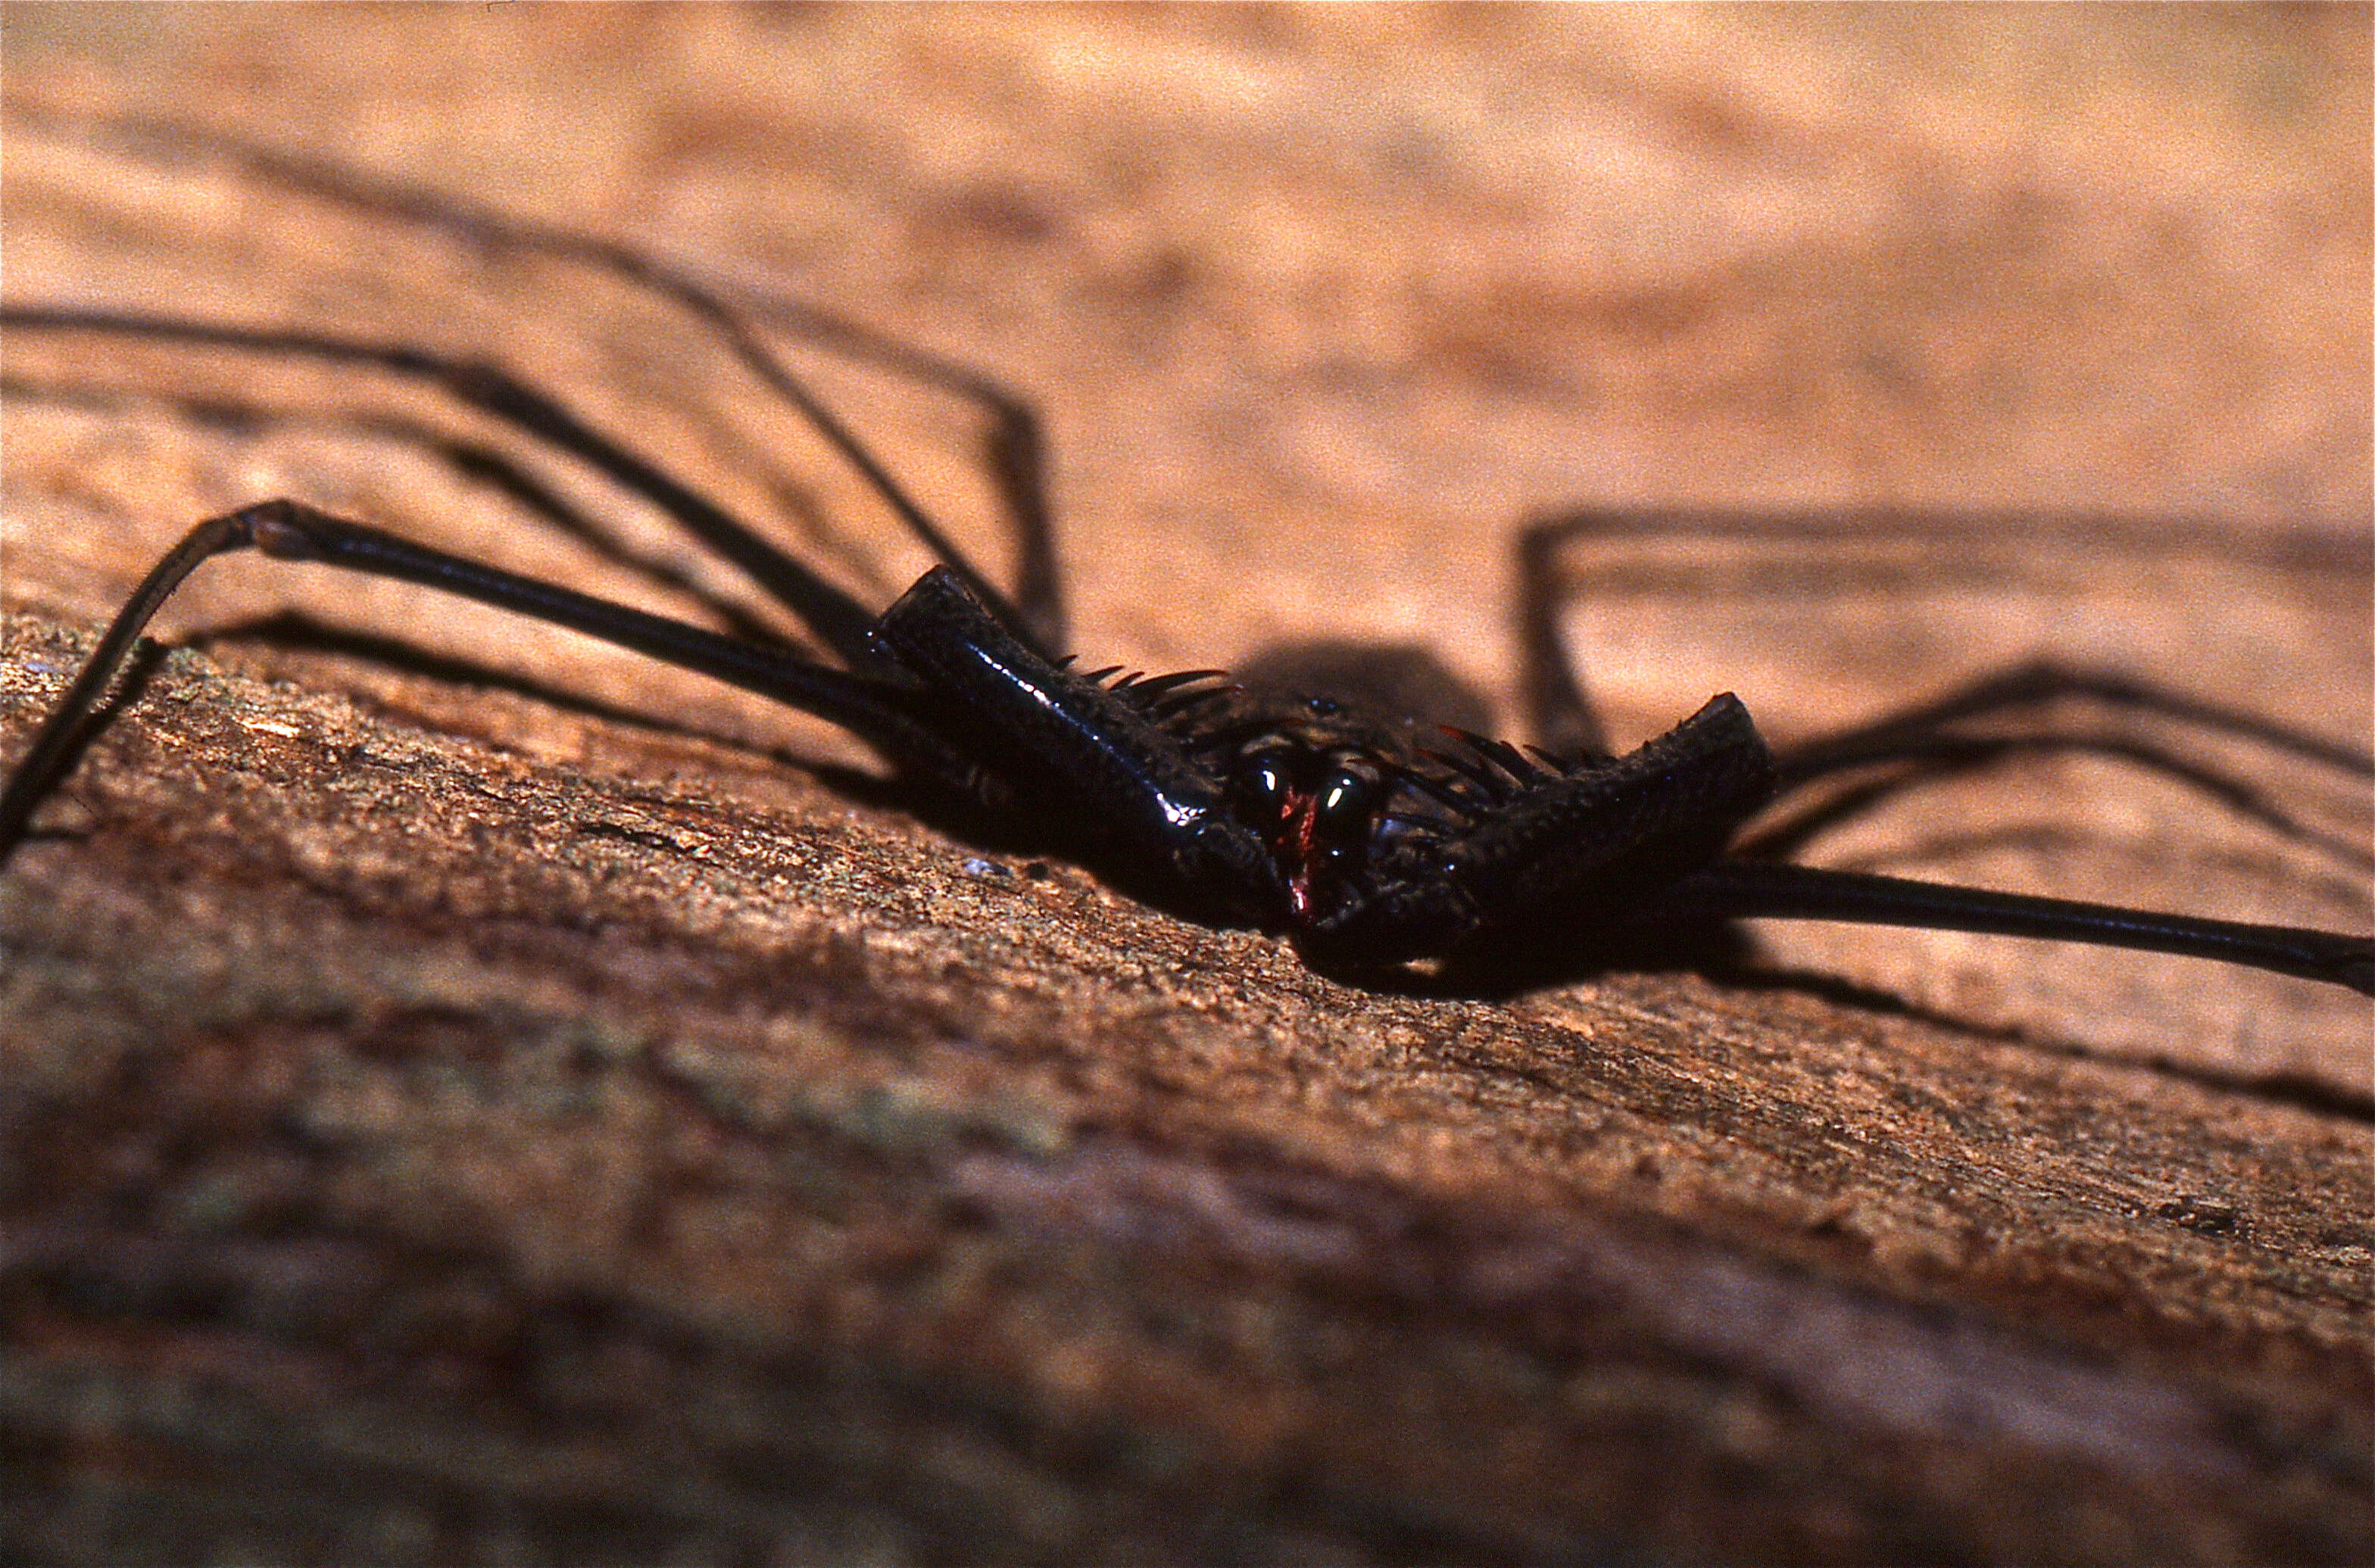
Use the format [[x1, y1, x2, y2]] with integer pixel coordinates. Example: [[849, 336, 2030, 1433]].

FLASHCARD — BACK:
[[2, 121, 2370, 997]]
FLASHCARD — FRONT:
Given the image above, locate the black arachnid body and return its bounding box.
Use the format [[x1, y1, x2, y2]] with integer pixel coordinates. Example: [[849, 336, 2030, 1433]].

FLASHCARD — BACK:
[[2, 121, 2370, 999]]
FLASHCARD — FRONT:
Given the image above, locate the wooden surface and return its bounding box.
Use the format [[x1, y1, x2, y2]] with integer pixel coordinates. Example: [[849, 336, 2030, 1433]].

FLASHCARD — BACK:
[[2, 8, 2370, 1563]]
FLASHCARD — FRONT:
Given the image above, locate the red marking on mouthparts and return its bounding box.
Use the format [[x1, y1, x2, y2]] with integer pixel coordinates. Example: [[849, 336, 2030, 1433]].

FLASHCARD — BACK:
[[1275, 787, 1322, 919]]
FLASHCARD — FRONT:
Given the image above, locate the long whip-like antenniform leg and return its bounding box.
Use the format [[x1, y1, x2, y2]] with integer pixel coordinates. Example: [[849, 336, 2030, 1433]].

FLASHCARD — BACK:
[[1516, 507, 2369, 848], [1776, 660, 2374, 781], [1512, 516, 1609, 761], [1649, 861, 2375, 996], [1742, 732, 2375, 873], [0, 500, 973, 862], [11, 108, 1065, 656], [0, 373, 795, 653], [3, 307, 887, 666], [1746, 663, 2375, 868]]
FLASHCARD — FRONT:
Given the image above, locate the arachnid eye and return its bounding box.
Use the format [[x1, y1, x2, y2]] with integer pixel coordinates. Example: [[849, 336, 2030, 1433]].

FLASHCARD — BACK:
[[1314, 762, 1384, 840]]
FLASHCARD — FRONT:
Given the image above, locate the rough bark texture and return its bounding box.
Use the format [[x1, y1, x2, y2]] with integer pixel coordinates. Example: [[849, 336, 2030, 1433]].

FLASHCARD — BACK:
[[2, 8, 2370, 1565]]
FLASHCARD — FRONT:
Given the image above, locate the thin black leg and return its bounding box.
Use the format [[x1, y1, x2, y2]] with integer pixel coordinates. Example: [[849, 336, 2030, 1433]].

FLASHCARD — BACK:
[[3, 307, 888, 666], [19, 110, 1066, 657], [1742, 659, 2374, 867], [1740, 732, 2375, 872], [1513, 514, 1609, 760], [0, 373, 797, 654], [0, 499, 973, 862], [734, 295, 1066, 656], [1512, 508, 2368, 810], [1773, 659, 2373, 782], [1653, 861, 2374, 996]]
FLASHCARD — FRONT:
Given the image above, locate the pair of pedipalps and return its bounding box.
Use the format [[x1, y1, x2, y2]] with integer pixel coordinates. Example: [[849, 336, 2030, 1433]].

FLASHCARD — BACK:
[[2, 118, 2369, 998]]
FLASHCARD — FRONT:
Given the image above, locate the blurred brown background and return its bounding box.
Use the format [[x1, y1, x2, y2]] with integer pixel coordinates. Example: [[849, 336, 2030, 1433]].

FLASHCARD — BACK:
[[2, 6, 2370, 1564]]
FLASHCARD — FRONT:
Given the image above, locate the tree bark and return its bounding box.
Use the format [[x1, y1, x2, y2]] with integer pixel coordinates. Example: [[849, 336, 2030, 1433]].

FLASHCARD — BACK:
[[3, 9, 2369, 1563]]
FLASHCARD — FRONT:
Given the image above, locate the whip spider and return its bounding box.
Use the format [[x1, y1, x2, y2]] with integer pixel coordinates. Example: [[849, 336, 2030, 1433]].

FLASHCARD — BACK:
[[5, 122, 2368, 999]]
